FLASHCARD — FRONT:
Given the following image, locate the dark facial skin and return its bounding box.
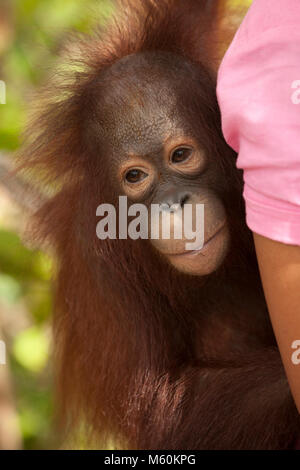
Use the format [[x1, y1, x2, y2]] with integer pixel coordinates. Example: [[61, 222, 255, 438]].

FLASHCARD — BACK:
[[89, 51, 230, 275]]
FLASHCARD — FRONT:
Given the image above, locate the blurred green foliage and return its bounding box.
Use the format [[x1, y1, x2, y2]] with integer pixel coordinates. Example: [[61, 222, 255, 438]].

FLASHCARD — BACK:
[[0, 0, 114, 150], [0, 227, 53, 449]]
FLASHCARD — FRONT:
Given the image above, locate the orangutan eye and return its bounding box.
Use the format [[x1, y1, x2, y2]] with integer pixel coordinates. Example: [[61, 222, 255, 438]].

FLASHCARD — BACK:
[[171, 147, 193, 164], [125, 169, 148, 184]]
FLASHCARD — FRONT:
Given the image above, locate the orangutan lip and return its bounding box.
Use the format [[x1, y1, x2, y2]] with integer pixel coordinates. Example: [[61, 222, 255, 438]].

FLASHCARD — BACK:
[[167, 222, 227, 257]]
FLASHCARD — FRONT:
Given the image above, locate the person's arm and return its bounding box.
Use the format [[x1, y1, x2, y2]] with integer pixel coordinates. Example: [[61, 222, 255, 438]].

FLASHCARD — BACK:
[[253, 234, 300, 412], [217, 0, 300, 412]]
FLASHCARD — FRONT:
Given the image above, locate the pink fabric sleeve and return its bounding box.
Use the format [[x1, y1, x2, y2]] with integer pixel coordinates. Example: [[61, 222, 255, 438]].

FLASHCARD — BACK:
[[217, 0, 300, 245]]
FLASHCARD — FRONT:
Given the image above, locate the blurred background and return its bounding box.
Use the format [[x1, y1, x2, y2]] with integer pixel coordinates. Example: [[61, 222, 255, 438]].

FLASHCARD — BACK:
[[0, 0, 250, 450]]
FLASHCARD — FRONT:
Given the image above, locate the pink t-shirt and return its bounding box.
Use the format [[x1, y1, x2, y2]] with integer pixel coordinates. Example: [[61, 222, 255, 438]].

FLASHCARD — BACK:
[[217, 0, 300, 246]]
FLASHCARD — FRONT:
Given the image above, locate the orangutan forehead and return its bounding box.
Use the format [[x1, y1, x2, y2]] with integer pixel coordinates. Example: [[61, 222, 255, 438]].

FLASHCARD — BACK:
[[98, 51, 202, 115], [93, 52, 200, 155], [98, 97, 194, 161], [102, 50, 200, 86]]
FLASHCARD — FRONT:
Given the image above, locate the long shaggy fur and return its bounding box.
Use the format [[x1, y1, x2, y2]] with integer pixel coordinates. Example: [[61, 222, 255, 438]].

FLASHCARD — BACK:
[[18, 0, 300, 449]]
